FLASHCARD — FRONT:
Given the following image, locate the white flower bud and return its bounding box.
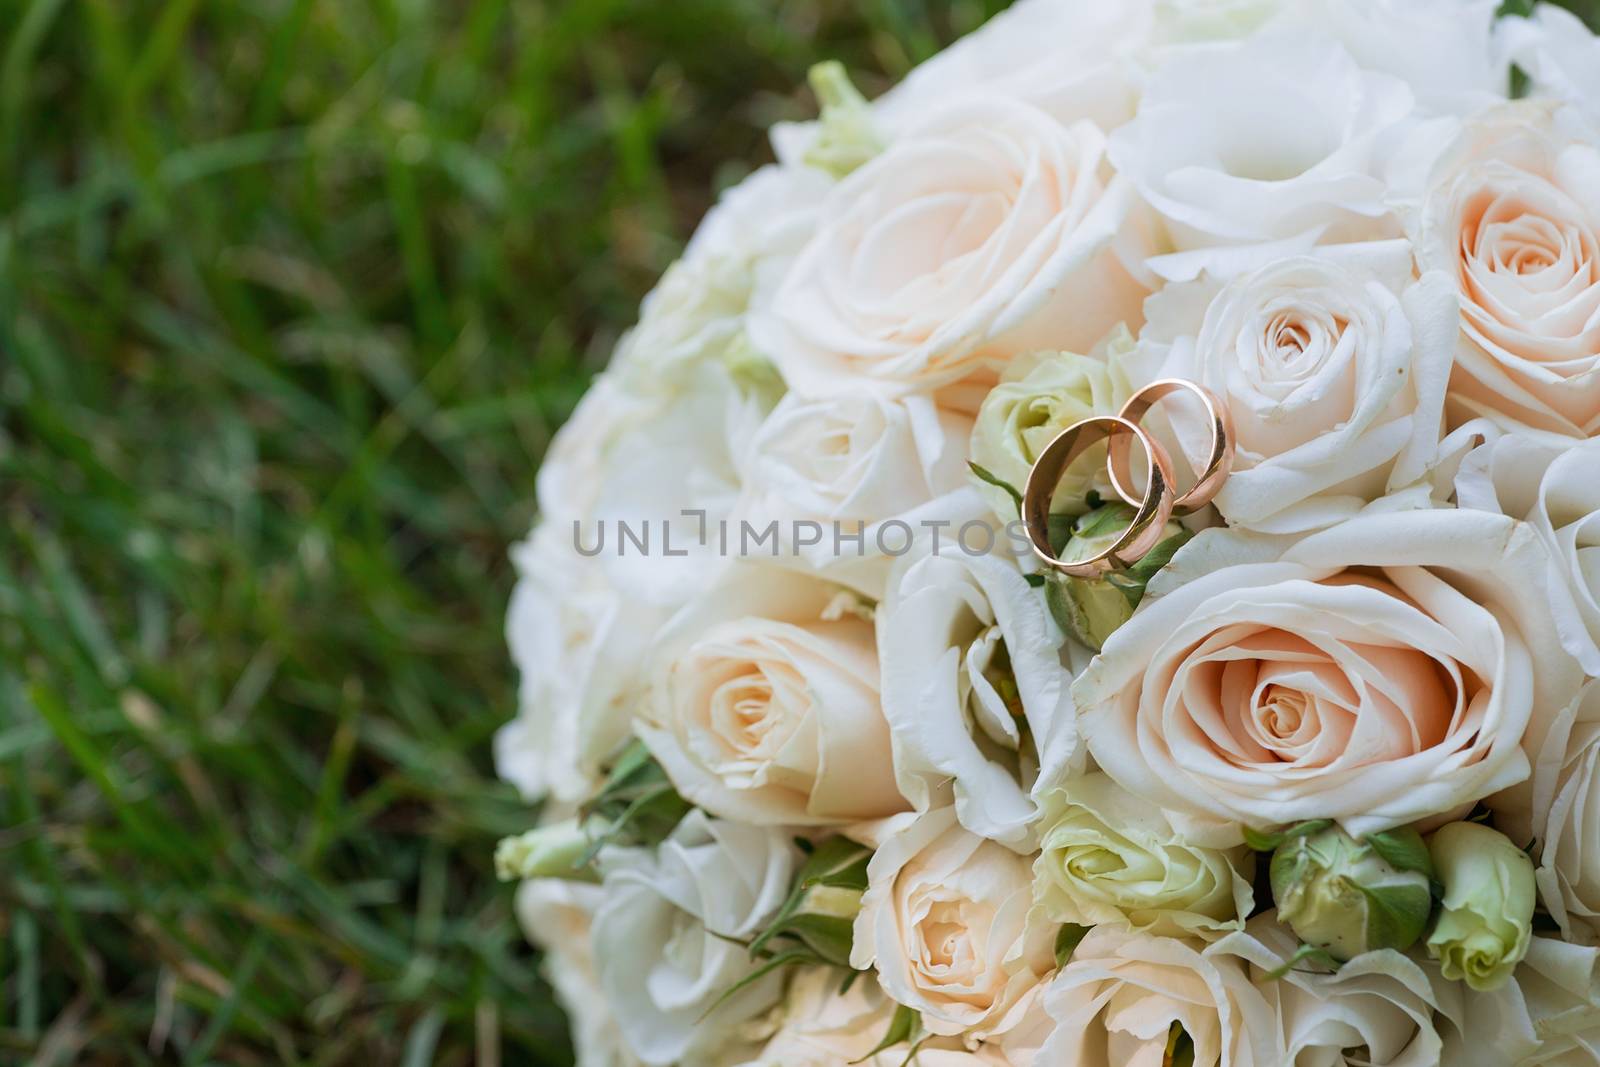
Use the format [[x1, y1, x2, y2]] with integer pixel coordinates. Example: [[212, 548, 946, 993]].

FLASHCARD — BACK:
[[1269, 823, 1434, 962]]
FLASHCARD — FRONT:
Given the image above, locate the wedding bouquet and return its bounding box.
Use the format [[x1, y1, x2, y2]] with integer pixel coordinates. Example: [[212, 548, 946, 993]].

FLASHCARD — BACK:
[[494, 2, 1600, 1064]]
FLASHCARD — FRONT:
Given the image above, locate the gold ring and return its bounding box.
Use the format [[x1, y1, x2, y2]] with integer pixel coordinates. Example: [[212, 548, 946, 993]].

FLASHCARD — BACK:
[[1022, 416, 1177, 577], [1107, 378, 1234, 515]]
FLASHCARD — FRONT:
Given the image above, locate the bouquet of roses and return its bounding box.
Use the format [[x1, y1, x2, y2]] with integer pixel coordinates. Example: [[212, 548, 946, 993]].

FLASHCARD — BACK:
[[493, 2, 1600, 1064]]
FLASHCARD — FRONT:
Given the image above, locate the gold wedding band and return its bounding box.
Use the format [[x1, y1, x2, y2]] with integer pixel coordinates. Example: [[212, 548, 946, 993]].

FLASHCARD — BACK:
[[1106, 378, 1235, 515], [1022, 416, 1177, 578]]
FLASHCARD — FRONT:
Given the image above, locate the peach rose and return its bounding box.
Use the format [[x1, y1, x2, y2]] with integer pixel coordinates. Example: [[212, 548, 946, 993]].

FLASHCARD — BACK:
[[1417, 102, 1600, 439], [851, 808, 1056, 1040], [640, 566, 906, 826], [753, 94, 1151, 409], [1072, 508, 1584, 843]]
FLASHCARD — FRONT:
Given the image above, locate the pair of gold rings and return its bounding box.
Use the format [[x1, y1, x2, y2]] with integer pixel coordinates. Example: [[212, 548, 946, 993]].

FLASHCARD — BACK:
[[1022, 379, 1234, 578]]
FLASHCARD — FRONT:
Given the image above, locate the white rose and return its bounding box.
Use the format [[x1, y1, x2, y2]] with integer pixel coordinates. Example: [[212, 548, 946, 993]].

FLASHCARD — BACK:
[[1131, 249, 1456, 532], [1455, 433, 1600, 674], [639, 565, 906, 826], [754, 95, 1152, 407], [771, 0, 1154, 167], [514, 879, 643, 1067], [1498, 5, 1600, 126], [1424, 936, 1600, 1067], [1033, 772, 1256, 939], [1416, 102, 1600, 439], [737, 391, 973, 595], [851, 807, 1056, 1040], [1036, 926, 1276, 1067], [1150, 0, 1282, 45], [582, 358, 772, 608], [1108, 34, 1416, 256], [1074, 508, 1584, 843], [878, 496, 1082, 850], [496, 525, 667, 803], [610, 164, 829, 392], [1296, 0, 1505, 114], [1527, 682, 1600, 944], [968, 340, 1127, 520], [1215, 916, 1444, 1066], [592, 811, 799, 1067]]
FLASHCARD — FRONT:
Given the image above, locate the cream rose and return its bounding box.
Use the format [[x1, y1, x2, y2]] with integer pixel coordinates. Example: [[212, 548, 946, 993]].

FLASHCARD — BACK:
[[592, 812, 798, 1067], [515, 879, 643, 1067], [1033, 772, 1256, 939], [968, 339, 1127, 520], [1108, 33, 1416, 256], [851, 807, 1056, 1040], [878, 498, 1083, 850], [1035, 927, 1275, 1067], [1456, 433, 1600, 674], [496, 525, 667, 803], [1132, 249, 1455, 532], [639, 565, 906, 826], [1417, 102, 1600, 439], [753, 95, 1151, 407], [1073, 508, 1585, 843], [738, 967, 1025, 1067]]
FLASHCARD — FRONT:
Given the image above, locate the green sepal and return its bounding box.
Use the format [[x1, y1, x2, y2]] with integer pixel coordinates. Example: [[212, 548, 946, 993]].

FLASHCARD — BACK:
[[1264, 942, 1341, 980], [1245, 819, 1333, 853], [1362, 827, 1433, 879], [1054, 923, 1092, 968], [968, 462, 1024, 513], [1356, 880, 1431, 956]]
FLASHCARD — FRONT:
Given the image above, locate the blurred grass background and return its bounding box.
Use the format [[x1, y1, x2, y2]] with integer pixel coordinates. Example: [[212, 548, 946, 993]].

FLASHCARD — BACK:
[[0, 1, 1010, 1063], [3, 1, 1599, 1064]]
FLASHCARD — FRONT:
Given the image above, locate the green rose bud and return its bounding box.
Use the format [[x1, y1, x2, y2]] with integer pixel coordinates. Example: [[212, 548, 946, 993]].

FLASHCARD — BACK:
[[1425, 821, 1535, 991], [969, 345, 1124, 519], [1269, 823, 1434, 961], [803, 62, 882, 178], [494, 818, 599, 883], [1045, 504, 1191, 651]]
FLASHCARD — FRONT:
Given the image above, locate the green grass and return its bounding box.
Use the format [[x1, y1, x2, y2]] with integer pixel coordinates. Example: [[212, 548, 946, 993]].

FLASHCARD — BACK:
[[0, 2, 1007, 1063]]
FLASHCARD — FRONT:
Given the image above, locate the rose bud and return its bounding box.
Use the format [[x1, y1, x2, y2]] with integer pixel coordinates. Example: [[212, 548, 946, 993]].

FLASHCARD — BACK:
[[495, 818, 600, 884], [1268, 823, 1434, 962], [1425, 821, 1535, 991], [1046, 503, 1191, 651]]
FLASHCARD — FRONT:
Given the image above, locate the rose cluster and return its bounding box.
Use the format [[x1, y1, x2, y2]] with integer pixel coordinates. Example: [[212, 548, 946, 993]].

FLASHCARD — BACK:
[[496, 2, 1600, 1065]]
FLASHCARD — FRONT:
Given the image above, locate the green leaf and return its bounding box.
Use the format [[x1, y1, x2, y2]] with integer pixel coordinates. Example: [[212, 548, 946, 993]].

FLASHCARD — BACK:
[[968, 462, 1023, 512], [699, 948, 820, 1021], [1054, 923, 1092, 968], [852, 1002, 919, 1065], [747, 836, 872, 959]]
